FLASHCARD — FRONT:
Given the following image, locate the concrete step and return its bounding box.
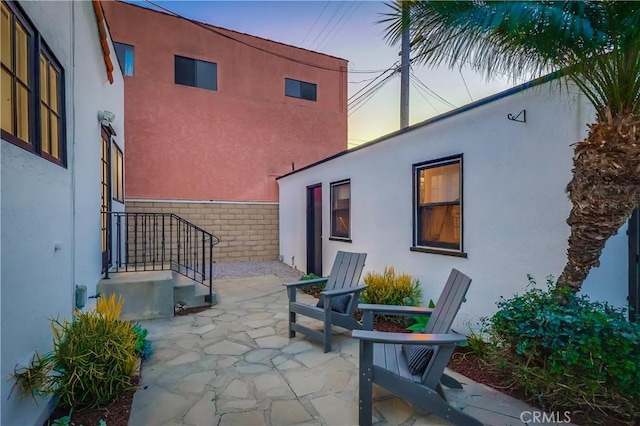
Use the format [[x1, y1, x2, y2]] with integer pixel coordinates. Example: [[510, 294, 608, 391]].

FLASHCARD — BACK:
[[98, 271, 174, 321], [172, 271, 217, 310], [97, 269, 216, 321]]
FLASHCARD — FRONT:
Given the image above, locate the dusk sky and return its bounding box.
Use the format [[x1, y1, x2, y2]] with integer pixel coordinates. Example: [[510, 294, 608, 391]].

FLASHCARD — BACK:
[[127, 1, 526, 147]]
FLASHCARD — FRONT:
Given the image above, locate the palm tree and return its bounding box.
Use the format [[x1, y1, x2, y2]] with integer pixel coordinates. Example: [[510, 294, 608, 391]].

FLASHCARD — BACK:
[[383, 1, 640, 294]]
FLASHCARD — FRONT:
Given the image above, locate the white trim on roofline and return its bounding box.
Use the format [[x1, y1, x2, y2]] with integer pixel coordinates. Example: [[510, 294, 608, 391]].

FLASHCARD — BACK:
[[125, 198, 279, 205]]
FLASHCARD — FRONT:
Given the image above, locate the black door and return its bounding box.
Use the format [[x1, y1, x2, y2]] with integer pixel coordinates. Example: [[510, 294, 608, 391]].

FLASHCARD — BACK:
[[306, 184, 322, 276], [629, 208, 639, 322]]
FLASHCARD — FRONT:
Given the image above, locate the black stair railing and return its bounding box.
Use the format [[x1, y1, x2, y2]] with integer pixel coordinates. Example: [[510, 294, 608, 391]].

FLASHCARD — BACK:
[[104, 212, 220, 304]]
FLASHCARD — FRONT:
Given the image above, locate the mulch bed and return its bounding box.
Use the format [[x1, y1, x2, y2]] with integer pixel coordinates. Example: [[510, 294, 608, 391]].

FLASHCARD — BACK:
[[44, 389, 135, 426]]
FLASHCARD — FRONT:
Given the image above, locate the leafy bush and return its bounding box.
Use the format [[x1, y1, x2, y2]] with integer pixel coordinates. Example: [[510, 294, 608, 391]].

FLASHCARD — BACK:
[[405, 299, 435, 331], [13, 294, 139, 408], [360, 267, 422, 326], [485, 275, 640, 422], [298, 273, 326, 296], [361, 266, 422, 306], [133, 324, 153, 361]]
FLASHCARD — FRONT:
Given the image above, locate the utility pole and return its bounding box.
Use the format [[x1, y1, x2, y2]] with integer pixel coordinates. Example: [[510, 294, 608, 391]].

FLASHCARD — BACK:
[[400, 2, 410, 129]]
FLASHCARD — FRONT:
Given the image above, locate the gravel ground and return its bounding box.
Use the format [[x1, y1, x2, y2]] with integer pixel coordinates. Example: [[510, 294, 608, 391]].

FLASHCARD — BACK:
[[211, 261, 304, 280]]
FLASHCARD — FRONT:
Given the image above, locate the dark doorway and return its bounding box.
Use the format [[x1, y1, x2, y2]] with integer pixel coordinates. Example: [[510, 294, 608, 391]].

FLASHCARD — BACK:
[[306, 184, 322, 276], [629, 208, 639, 322]]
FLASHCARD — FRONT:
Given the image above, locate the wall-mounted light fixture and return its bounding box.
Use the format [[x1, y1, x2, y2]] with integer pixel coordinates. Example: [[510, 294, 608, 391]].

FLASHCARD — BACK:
[[98, 110, 116, 126]]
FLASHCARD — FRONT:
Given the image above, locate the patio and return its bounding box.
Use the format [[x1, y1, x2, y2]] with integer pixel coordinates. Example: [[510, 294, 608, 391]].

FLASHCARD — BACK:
[[129, 269, 560, 426]]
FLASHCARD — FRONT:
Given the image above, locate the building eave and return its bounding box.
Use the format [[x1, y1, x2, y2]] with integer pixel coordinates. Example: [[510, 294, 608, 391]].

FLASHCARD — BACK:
[[92, 0, 115, 84], [277, 72, 562, 181]]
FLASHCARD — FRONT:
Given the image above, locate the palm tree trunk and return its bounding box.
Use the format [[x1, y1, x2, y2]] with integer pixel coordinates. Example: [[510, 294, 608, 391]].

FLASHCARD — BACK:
[[558, 111, 640, 293]]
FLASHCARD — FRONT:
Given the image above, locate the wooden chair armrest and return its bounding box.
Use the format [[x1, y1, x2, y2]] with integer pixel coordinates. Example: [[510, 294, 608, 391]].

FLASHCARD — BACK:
[[352, 330, 466, 346], [321, 285, 367, 297], [358, 304, 434, 317], [283, 277, 328, 288]]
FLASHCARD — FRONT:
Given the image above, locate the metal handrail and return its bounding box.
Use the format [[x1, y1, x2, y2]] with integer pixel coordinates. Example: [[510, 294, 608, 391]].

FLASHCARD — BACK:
[[103, 212, 220, 304]]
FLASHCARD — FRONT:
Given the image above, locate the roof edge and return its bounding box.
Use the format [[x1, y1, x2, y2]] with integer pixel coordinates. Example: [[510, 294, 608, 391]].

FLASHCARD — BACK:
[[114, 1, 348, 63], [277, 72, 562, 180]]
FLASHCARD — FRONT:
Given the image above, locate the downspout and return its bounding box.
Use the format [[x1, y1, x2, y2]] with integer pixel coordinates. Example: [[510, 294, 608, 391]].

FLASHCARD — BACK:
[[70, 0, 77, 315]]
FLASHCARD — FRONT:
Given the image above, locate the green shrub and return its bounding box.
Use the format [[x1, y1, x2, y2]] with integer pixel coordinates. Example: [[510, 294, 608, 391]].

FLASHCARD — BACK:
[[405, 299, 435, 331], [133, 324, 153, 361], [13, 295, 138, 408], [298, 273, 326, 296], [360, 267, 422, 326], [361, 266, 422, 306], [486, 275, 640, 422]]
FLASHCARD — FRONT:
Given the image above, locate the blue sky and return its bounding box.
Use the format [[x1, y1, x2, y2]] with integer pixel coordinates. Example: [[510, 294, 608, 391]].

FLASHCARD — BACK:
[[126, 1, 523, 147]]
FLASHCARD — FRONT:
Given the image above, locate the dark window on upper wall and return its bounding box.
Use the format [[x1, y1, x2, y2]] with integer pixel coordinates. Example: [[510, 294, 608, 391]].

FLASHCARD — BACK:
[[285, 78, 317, 101], [113, 42, 134, 76], [174, 55, 217, 91], [112, 141, 124, 203], [330, 179, 351, 240], [412, 155, 464, 256], [1, 0, 66, 167]]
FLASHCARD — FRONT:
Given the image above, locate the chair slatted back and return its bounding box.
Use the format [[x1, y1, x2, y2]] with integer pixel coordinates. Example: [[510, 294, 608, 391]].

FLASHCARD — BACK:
[[424, 269, 472, 334], [325, 251, 367, 291]]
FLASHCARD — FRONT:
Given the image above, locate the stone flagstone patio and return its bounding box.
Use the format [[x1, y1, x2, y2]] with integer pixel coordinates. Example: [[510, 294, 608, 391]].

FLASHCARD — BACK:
[[129, 272, 566, 426]]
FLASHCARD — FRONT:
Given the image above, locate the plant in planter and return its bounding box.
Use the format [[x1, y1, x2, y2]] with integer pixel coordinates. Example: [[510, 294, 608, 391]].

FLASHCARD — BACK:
[[13, 294, 140, 410]]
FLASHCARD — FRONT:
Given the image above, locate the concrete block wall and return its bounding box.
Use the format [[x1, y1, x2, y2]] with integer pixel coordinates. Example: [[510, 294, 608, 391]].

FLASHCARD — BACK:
[[126, 200, 279, 262]]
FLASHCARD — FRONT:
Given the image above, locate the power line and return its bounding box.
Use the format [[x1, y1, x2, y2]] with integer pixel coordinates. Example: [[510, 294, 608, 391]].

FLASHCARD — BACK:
[[349, 68, 402, 74], [142, 0, 346, 73], [348, 62, 398, 102], [410, 70, 457, 108], [348, 72, 398, 116], [348, 73, 394, 110], [409, 76, 440, 113], [349, 76, 390, 109], [349, 75, 383, 84], [300, 1, 330, 46], [316, 1, 362, 51], [459, 69, 473, 102], [308, 2, 346, 49]]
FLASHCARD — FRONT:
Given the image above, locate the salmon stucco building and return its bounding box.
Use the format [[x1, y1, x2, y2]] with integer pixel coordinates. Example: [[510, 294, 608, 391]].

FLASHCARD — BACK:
[[102, 1, 348, 262]]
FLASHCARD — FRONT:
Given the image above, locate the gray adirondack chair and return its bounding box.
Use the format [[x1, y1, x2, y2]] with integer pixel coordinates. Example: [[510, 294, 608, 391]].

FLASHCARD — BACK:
[[284, 251, 367, 353], [352, 269, 481, 426]]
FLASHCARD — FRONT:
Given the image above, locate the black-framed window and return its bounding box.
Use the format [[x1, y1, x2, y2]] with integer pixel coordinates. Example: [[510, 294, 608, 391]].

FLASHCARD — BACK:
[[112, 141, 124, 203], [285, 78, 316, 101], [175, 55, 217, 91], [413, 155, 463, 255], [113, 42, 134, 76], [330, 179, 351, 240], [1, 0, 66, 167]]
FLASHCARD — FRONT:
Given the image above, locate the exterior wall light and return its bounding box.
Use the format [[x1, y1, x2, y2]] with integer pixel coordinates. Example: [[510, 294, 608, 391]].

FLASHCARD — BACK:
[[98, 110, 116, 125]]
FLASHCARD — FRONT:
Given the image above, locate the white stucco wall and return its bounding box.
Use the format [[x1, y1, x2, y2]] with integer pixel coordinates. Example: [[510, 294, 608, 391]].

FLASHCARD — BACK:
[[0, 2, 125, 424], [72, 1, 126, 311], [278, 80, 629, 332]]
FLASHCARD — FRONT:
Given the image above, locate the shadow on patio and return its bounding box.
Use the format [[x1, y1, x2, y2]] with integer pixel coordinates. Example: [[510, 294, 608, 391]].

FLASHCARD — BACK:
[[129, 264, 564, 426]]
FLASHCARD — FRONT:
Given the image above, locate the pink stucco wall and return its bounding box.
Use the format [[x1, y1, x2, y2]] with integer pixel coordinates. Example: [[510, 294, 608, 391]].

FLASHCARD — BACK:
[[102, 1, 348, 202]]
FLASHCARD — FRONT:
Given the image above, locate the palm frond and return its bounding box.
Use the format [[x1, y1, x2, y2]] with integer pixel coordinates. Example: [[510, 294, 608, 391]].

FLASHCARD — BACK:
[[380, 1, 640, 117]]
